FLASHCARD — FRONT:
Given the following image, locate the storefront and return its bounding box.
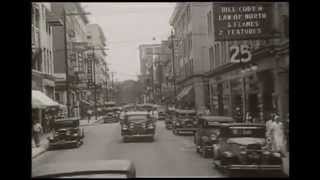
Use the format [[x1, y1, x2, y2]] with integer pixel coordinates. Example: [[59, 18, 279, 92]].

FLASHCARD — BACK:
[[208, 42, 289, 122]]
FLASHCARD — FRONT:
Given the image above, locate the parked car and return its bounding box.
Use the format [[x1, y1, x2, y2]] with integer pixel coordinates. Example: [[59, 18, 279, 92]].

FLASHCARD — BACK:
[[172, 109, 197, 135], [165, 107, 175, 129], [212, 123, 283, 175], [194, 116, 234, 158], [121, 111, 156, 142], [32, 160, 136, 178], [47, 117, 84, 149]]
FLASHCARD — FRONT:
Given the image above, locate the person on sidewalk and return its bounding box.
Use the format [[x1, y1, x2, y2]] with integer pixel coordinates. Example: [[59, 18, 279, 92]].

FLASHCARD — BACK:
[[33, 120, 42, 148], [271, 114, 286, 157]]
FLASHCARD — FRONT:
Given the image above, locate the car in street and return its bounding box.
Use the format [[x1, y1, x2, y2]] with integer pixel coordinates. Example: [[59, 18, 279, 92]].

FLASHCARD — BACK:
[[172, 109, 197, 135], [103, 111, 118, 123], [165, 107, 175, 129], [212, 123, 283, 175], [32, 160, 136, 178], [157, 105, 166, 121], [194, 115, 234, 158], [47, 117, 84, 149], [121, 111, 156, 142]]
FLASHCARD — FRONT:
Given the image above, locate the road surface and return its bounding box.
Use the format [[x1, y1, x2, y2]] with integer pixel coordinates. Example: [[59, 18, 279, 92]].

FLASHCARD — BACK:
[[32, 120, 224, 177]]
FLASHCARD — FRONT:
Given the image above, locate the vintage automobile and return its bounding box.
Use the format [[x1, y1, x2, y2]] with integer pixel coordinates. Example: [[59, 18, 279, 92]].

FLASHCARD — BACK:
[[32, 160, 136, 178], [103, 107, 119, 123], [165, 107, 175, 129], [157, 105, 166, 121], [47, 117, 84, 149], [121, 111, 156, 142], [194, 116, 234, 158], [212, 123, 283, 175], [172, 109, 197, 135]]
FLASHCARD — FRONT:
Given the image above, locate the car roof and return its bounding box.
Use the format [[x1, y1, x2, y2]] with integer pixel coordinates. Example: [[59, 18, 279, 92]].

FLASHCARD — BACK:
[[221, 123, 266, 127], [55, 117, 80, 122], [125, 111, 150, 116], [175, 109, 196, 114], [32, 160, 133, 178], [200, 116, 234, 122]]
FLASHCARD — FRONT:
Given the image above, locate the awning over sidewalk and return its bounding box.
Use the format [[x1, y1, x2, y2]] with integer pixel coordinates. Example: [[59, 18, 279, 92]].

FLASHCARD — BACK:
[[32, 90, 60, 109], [177, 85, 193, 100]]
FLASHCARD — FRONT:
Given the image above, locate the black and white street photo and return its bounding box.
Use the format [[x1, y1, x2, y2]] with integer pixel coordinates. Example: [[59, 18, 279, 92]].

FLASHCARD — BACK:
[[31, 2, 289, 178]]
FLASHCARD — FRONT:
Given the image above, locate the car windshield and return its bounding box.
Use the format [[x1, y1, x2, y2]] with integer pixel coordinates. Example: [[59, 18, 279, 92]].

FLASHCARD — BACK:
[[54, 121, 77, 129], [127, 115, 149, 121], [227, 127, 265, 138]]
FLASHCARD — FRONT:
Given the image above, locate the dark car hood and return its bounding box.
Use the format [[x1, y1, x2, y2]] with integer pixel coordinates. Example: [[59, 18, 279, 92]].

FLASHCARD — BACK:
[[227, 137, 265, 146], [32, 160, 133, 178]]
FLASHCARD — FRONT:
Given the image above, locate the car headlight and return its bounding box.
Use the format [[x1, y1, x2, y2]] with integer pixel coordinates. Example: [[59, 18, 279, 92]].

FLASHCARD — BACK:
[[72, 133, 78, 137], [210, 134, 217, 141], [272, 152, 281, 157], [176, 122, 180, 126], [263, 151, 271, 156], [201, 136, 209, 142], [223, 151, 234, 158], [122, 127, 128, 130]]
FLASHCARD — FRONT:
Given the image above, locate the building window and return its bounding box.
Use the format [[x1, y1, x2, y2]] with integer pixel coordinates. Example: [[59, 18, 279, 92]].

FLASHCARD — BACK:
[[209, 46, 214, 70], [207, 11, 212, 34], [214, 42, 221, 67]]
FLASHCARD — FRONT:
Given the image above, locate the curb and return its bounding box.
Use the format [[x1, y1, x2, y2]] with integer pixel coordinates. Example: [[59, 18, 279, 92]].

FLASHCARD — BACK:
[[32, 142, 49, 159]]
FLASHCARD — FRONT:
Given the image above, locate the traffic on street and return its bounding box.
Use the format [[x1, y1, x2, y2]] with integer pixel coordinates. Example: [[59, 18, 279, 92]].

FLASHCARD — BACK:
[[32, 2, 289, 178]]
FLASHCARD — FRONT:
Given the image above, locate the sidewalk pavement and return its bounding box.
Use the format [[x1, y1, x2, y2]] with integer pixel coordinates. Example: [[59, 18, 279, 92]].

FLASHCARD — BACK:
[[32, 116, 105, 159], [32, 133, 50, 159]]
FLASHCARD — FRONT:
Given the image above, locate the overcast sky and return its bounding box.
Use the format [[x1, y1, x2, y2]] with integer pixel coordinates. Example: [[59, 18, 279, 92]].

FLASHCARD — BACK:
[[82, 3, 176, 82]]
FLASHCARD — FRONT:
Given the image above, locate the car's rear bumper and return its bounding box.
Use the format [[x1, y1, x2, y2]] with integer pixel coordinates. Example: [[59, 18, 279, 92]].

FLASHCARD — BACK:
[[225, 164, 282, 171], [175, 127, 196, 132], [122, 134, 154, 138], [49, 140, 78, 146]]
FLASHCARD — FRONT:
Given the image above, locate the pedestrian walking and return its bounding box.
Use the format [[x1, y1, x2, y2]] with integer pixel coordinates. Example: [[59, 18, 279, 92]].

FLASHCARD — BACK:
[[271, 114, 286, 156], [33, 120, 42, 148], [233, 107, 242, 123], [87, 109, 93, 121]]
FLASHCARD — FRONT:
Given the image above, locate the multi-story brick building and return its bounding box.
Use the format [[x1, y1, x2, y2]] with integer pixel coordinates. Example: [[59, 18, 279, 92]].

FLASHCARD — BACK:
[[205, 2, 289, 121], [169, 2, 210, 110], [86, 24, 109, 105], [51, 3, 89, 117], [138, 44, 161, 103]]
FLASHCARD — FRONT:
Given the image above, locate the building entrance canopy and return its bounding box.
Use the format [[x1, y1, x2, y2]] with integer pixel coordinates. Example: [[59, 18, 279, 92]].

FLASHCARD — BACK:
[[32, 90, 63, 109], [177, 85, 193, 100]]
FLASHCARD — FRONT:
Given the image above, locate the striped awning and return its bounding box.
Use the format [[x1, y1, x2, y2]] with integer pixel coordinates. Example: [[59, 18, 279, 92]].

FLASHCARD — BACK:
[[32, 90, 60, 109]]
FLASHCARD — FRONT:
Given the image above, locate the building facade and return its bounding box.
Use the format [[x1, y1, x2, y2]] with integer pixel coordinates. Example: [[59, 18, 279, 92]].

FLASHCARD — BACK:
[[32, 3, 62, 99], [51, 3, 89, 117], [169, 2, 210, 110], [205, 2, 289, 122], [86, 24, 109, 105], [138, 44, 161, 103]]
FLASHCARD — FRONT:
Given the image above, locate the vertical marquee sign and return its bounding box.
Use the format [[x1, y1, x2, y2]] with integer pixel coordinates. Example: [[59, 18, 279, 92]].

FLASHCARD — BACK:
[[213, 2, 274, 41], [87, 53, 94, 88]]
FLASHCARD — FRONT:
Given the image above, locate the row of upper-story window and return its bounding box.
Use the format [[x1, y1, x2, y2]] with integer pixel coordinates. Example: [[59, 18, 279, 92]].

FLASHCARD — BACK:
[[32, 48, 54, 75]]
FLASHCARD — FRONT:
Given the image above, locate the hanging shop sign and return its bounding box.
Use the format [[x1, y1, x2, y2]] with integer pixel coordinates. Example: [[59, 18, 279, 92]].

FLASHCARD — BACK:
[[213, 2, 275, 41]]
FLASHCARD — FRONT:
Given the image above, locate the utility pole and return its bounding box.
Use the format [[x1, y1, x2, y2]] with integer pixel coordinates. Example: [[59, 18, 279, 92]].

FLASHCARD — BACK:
[[171, 30, 177, 103], [111, 72, 114, 101], [63, 9, 70, 117], [105, 63, 108, 101], [92, 46, 98, 120]]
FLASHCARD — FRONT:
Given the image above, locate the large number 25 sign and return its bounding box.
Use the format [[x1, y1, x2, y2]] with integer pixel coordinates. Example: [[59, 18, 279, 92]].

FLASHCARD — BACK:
[[230, 44, 252, 63]]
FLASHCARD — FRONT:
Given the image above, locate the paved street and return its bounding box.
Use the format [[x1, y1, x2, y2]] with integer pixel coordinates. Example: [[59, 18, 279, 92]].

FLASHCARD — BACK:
[[32, 121, 224, 177]]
